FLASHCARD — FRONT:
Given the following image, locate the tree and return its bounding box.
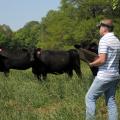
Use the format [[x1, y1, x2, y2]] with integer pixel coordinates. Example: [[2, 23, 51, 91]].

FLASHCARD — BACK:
[[0, 24, 13, 48], [13, 21, 40, 49], [3, 0, 119, 50]]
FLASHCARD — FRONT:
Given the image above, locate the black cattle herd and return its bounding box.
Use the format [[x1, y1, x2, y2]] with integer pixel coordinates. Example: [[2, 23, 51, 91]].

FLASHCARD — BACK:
[[0, 47, 83, 80], [0, 43, 106, 81]]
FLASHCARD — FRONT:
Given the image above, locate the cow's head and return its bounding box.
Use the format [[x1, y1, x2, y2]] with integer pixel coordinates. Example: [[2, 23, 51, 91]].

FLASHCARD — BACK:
[[74, 42, 99, 76], [36, 48, 42, 55], [0, 48, 8, 59], [0, 47, 4, 52], [21, 47, 36, 62], [0, 48, 2, 52], [81, 42, 98, 54], [33, 48, 42, 60], [29, 48, 36, 62], [74, 42, 98, 54], [0, 47, 8, 59]]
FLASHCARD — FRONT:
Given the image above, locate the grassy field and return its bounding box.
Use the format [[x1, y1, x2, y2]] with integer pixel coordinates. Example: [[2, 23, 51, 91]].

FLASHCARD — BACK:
[[0, 62, 120, 120]]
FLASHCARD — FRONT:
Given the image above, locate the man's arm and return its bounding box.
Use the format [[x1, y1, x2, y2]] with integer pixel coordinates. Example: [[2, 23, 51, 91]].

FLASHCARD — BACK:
[[89, 53, 107, 67]]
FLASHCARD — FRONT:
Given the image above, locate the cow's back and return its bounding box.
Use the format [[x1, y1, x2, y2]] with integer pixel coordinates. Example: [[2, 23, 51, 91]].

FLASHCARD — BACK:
[[38, 50, 71, 71], [0, 48, 33, 70]]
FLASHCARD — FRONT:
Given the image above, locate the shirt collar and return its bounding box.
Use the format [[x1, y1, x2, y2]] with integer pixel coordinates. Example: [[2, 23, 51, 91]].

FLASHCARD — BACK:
[[100, 32, 114, 40], [102, 32, 114, 38]]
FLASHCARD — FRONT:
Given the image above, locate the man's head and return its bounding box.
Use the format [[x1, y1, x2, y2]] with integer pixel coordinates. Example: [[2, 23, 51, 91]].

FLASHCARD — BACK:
[[97, 19, 114, 36]]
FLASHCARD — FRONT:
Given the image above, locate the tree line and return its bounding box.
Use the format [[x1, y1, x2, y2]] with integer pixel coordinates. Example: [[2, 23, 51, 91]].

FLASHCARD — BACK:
[[0, 0, 120, 50]]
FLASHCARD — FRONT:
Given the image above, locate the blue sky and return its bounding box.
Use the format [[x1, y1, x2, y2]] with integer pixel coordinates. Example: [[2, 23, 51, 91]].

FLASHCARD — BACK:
[[0, 0, 60, 31]]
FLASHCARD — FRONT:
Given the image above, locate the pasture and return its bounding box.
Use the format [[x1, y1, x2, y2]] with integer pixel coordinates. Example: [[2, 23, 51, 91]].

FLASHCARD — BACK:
[[0, 62, 120, 120]]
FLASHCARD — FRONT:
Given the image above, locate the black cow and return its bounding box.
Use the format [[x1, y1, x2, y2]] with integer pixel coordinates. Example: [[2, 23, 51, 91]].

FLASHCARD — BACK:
[[32, 48, 82, 80], [75, 42, 98, 54], [75, 42, 120, 76], [74, 42, 98, 76], [0, 47, 34, 76]]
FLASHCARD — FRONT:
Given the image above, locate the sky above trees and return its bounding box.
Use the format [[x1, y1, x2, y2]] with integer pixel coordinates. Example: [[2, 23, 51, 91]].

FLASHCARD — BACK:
[[0, 0, 60, 31]]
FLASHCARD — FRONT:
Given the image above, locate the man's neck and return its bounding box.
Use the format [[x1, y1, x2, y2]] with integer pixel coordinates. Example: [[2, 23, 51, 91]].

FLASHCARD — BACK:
[[103, 31, 109, 36]]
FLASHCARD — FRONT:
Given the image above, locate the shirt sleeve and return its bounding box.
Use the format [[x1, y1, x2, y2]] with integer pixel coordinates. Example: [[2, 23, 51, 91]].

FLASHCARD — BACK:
[[98, 39, 108, 54]]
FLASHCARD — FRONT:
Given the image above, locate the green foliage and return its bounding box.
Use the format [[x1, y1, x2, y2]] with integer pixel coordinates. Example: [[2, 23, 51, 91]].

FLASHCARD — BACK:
[[112, 0, 120, 17], [36, 0, 120, 49], [0, 24, 13, 48], [0, 0, 120, 49], [12, 21, 40, 49]]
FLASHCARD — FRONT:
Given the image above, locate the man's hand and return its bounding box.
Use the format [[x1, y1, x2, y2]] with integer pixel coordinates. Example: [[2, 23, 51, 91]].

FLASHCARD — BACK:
[[89, 53, 107, 67]]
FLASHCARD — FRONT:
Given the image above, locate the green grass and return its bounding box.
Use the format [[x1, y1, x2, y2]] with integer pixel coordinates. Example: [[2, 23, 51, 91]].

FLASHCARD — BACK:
[[0, 62, 120, 120]]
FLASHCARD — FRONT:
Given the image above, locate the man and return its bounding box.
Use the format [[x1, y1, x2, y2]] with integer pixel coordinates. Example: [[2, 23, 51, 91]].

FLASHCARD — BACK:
[[85, 19, 120, 120]]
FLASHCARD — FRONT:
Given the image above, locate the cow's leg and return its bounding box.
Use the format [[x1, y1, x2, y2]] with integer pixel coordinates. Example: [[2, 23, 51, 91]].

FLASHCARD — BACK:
[[4, 70, 9, 77], [33, 73, 41, 80], [32, 68, 42, 81], [71, 53, 82, 78], [90, 67, 98, 76], [37, 74, 41, 81], [76, 69, 82, 78], [42, 73, 47, 80], [67, 70, 73, 78], [37, 73, 44, 81], [74, 65, 82, 78]]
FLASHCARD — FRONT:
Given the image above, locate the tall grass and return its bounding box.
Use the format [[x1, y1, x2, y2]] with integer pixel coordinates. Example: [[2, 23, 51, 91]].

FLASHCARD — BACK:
[[0, 62, 120, 120]]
